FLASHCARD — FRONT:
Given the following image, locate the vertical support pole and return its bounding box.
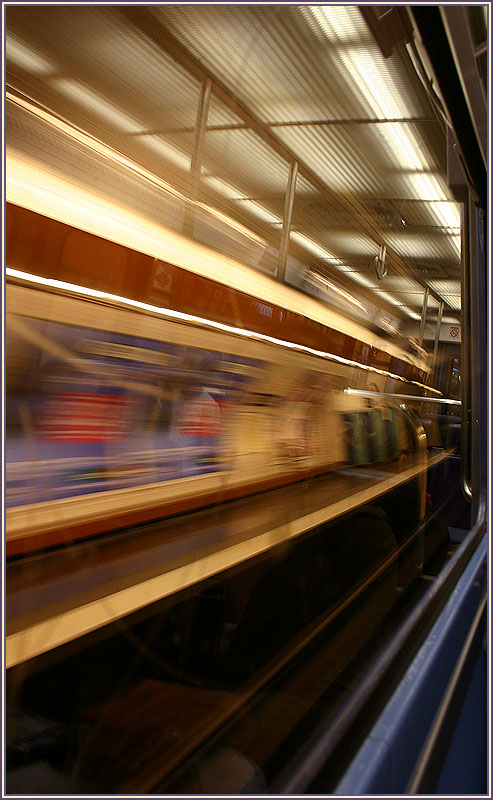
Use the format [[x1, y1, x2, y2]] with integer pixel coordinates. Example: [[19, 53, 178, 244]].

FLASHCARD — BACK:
[[184, 78, 212, 238], [460, 196, 472, 499], [466, 192, 486, 514], [278, 160, 298, 283], [431, 300, 444, 387], [418, 286, 429, 345]]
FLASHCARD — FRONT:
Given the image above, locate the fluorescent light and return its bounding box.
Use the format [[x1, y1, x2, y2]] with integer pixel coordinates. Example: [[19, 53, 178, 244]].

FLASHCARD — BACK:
[[52, 78, 143, 133], [341, 48, 409, 119], [306, 271, 367, 312], [305, 8, 415, 121], [7, 35, 55, 74], [193, 200, 266, 244], [374, 291, 404, 308], [438, 296, 461, 310], [348, 272, 376, 289], [408, 173, 449, 202], [290, 232, 341, 262], [237, 199, 283, 224], [383, 277, 425, 292], [200, 179, 281, 224], [328, 232, 377, 256], [402, 309, 421, 320], [201, 175, 244, 200], [306, 6, 367, 44], [140, 136, 191, 171], [385, 231, 456, 261], [449, 235, 461, 253], [429, 201, 461, 229], [378, 123, 429, 170]]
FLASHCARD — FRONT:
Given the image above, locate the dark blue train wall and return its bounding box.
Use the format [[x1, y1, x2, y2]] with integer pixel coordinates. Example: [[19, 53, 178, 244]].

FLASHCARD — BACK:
[[334, 528, 487, 794]]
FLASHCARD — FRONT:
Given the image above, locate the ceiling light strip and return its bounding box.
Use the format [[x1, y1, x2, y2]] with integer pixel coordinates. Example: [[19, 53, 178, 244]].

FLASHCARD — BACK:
[[6, 268, 440, 395]]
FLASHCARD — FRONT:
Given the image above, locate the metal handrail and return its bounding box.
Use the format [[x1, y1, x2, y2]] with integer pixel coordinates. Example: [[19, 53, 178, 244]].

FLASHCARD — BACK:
[[406, 591, 487, 793]]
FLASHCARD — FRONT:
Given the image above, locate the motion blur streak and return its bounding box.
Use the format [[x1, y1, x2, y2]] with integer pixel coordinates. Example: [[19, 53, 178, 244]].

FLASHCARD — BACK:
[[6, 268, 439, 394], [6, 91, 265, 246], [5, 152, 427, 365]]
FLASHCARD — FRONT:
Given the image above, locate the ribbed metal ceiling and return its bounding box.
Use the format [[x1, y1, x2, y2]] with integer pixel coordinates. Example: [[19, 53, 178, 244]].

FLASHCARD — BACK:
[[5, 4, 466, 334], [153, 5, 432, 121]]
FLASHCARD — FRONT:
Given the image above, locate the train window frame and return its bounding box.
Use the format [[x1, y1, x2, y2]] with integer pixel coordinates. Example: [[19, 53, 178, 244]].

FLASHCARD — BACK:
[[4, 4, 488, 795]]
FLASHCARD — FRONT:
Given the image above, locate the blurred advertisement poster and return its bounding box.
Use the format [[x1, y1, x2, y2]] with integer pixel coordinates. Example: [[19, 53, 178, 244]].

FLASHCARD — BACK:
[[6, 316, 264, 506]]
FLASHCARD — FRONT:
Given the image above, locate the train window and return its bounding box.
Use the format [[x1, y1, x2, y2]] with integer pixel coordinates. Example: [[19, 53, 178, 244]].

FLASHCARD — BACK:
[[4, 4, 487, 796]]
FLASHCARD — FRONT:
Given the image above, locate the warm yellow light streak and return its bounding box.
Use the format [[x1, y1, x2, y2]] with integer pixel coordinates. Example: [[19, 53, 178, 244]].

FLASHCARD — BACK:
[[345, 388, 457, 405], [5, 94, 433, 370], [201, 174, 244, 200], [374, 290, 403, 308], [408, 173, 449, 202], [403, 309, 422, 321], [52, 78, 144, 133], [306, 271, 367, 313], [5, 451, 449, 667], [429, 201, 461, 230], [6, 92, 264, 246], [291, 231, 342, 262], [6, 34, 55, 75], [237, 199, 283, 224], [6, 153, 421, 364], [6, 268, 441, 394], [377, 316, 400, 335], [349, 272, 376, 289]]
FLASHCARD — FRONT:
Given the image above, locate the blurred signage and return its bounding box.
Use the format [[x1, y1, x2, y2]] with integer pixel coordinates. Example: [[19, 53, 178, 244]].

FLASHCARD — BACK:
[[39, 392, 136, 443], [444, 325, 461, 342], [6, 317, 266, 507], [152, 261, 174, 295]]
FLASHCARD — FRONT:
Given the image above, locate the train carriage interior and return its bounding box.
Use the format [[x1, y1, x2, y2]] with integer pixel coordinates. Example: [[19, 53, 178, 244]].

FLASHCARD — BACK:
[[3, 4, 488, 796]]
